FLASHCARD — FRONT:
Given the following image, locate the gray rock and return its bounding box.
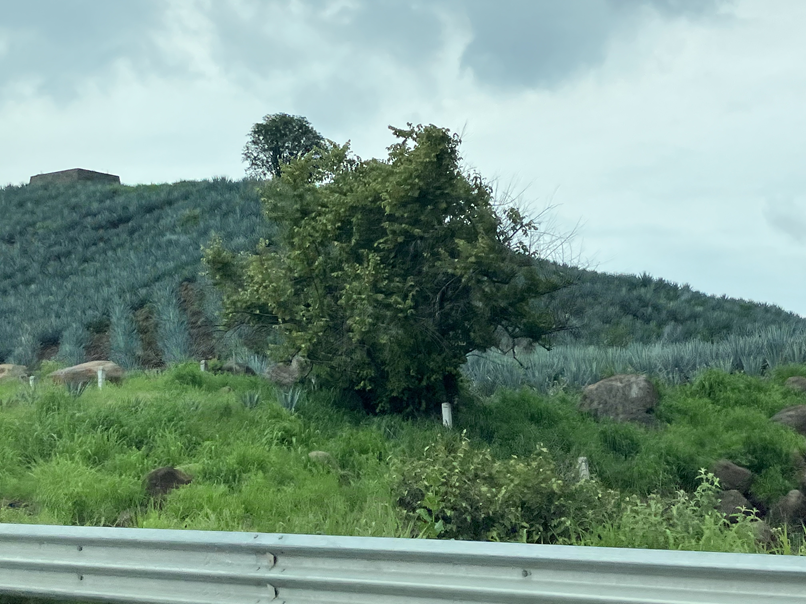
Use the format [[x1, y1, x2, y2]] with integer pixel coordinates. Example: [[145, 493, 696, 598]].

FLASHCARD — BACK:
[[266, 355, 311, 388], [578, 374, 659, 426], [49, 360, 124, 386], [308, 450, 338, 469], [751, 520, 774, 547], [220, 361, 256, 376], [771, 405, 806, 436], [144, 466, 193, 500], [0, 364, 28, 383], [785, 376, 806, 394], [769, 489, 806, 525], [710, 459, 753, 494], [716, 490, 753, 522]]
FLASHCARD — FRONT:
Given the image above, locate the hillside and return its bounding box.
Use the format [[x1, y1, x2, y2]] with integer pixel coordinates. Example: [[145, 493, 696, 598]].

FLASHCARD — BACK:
[[1, 177, 803, 374]]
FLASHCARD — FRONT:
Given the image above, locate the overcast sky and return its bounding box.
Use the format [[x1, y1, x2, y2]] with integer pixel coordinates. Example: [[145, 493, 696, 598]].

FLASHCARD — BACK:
[[2, 0, 805, 318]]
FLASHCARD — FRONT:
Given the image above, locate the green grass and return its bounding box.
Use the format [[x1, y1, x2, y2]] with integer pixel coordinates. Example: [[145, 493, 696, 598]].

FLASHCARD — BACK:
[[459, 366, 806, 507], [0, 362, 415, 537], [1, 358, 806, 564]]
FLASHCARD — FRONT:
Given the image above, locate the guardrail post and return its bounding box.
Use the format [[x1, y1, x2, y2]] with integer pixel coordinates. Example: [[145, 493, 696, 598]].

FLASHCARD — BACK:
[[29, 376, 36, 388], [442, 402, 453, 429], [97, 367, 105, 390], [577, 456, 590, 480], [200, 359, 206, 373]]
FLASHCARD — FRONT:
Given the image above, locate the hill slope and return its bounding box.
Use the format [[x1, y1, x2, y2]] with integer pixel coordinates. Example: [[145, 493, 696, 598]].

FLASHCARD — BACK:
[[1, 178, 803, 371]]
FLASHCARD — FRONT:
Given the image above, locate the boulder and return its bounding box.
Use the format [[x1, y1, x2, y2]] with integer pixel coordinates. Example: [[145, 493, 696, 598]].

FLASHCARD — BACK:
[[266, 355, 311, 388], [144, 466, 193, 500], [308, 450, 338, 469], [751, 520, 775, 547], [785, 376, 806, 394], [710, 459, 753, 494], [49, 361, 124, 386], [0, 364, 28, 382], [768, 489, 806, 525], [220, 361, 256, 376], [716, 489, 754, 522], [578, 374, 659, 426], [770, 405, 806, 436]]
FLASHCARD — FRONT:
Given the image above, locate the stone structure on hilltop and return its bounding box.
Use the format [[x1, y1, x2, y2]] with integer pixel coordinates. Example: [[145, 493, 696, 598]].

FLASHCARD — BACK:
[[29, 168, 121, 186]]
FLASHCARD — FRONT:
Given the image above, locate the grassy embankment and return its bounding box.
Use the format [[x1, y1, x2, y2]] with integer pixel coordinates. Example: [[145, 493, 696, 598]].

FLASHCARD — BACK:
[[2, 356, 806, 557]]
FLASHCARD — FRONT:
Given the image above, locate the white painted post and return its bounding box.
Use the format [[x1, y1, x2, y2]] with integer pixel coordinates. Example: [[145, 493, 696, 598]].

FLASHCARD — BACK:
[[577, 456, 590, 480], [97, 367, 105, 390], [441, 402, 453, 429], [29, 376, 36, 388], [200, 360, 206, 372]]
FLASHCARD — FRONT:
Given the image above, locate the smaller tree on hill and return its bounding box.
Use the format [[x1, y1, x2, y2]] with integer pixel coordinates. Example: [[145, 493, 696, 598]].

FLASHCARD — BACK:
[[242, 113, 330, 180]]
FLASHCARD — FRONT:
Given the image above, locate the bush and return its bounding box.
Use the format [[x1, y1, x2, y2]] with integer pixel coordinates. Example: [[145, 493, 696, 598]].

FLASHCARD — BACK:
[[565, 471, 763, 553], [393, 430, 620, 543], [165, 361, 205, 390]]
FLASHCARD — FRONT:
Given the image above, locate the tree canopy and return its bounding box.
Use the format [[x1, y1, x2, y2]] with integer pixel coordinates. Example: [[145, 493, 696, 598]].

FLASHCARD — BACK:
[[205, 123, 577, 414], [242, 113, 329, 180]]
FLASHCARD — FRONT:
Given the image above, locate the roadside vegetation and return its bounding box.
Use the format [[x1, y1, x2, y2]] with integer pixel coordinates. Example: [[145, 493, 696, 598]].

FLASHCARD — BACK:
[[2, 355, 806, 557]]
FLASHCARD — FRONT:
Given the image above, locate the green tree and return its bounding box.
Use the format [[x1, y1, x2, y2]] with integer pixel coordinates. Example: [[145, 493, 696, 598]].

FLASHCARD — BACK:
[[205, 124, 579, 414], [242, 113, 329, 180]]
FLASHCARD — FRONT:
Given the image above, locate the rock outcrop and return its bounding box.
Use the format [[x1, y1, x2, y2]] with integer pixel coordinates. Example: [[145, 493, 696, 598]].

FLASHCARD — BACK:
[[784, 376, 806, 394], [771, 405, 806, 436], [0, 364, 28, 382], [48, 360, 124, 386], [578, 374, 659, 426], [308, 450, 338, 469], [266, 355, 311, 388], [768, 489, 806, 526], [717, 489, 753, 521], [710, 459, 753, 493], [144, 466, 193, 500]]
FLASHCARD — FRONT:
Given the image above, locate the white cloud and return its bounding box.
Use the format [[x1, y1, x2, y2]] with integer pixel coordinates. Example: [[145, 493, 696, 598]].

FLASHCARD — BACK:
[[151, 0, 223, 81]]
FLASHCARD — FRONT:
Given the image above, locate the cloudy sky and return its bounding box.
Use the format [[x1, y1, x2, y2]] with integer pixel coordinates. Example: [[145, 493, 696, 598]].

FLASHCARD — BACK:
[[2, 0, 805, 318]]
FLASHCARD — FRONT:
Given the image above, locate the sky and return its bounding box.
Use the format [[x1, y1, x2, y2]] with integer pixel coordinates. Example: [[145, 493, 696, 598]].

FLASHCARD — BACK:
[[2, 0, 805, 318]]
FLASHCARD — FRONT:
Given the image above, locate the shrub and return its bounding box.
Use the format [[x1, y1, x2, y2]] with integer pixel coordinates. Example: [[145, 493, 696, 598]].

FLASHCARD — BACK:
[[565, 471, 763, 553], [393, 431, 620, 543], [164, 361, 204, 390]]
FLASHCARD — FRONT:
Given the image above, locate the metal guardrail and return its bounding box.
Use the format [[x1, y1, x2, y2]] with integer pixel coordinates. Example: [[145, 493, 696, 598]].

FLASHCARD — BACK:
[[1, 523, 805, 603]]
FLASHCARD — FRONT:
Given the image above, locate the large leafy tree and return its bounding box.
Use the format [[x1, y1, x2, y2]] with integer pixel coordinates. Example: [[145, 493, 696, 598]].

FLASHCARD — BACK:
[[204, 124, 578, 414], [242, 113, 329, 180]]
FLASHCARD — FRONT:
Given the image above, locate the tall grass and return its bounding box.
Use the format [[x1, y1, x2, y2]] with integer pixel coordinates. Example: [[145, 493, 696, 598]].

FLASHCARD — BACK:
[[458, 365, 806, 505], [0, 357, 805, 561]]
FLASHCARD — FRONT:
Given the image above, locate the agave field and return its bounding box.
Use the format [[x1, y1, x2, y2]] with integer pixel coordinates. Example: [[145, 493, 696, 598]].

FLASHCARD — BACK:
[[463, 323, 806, 397]]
